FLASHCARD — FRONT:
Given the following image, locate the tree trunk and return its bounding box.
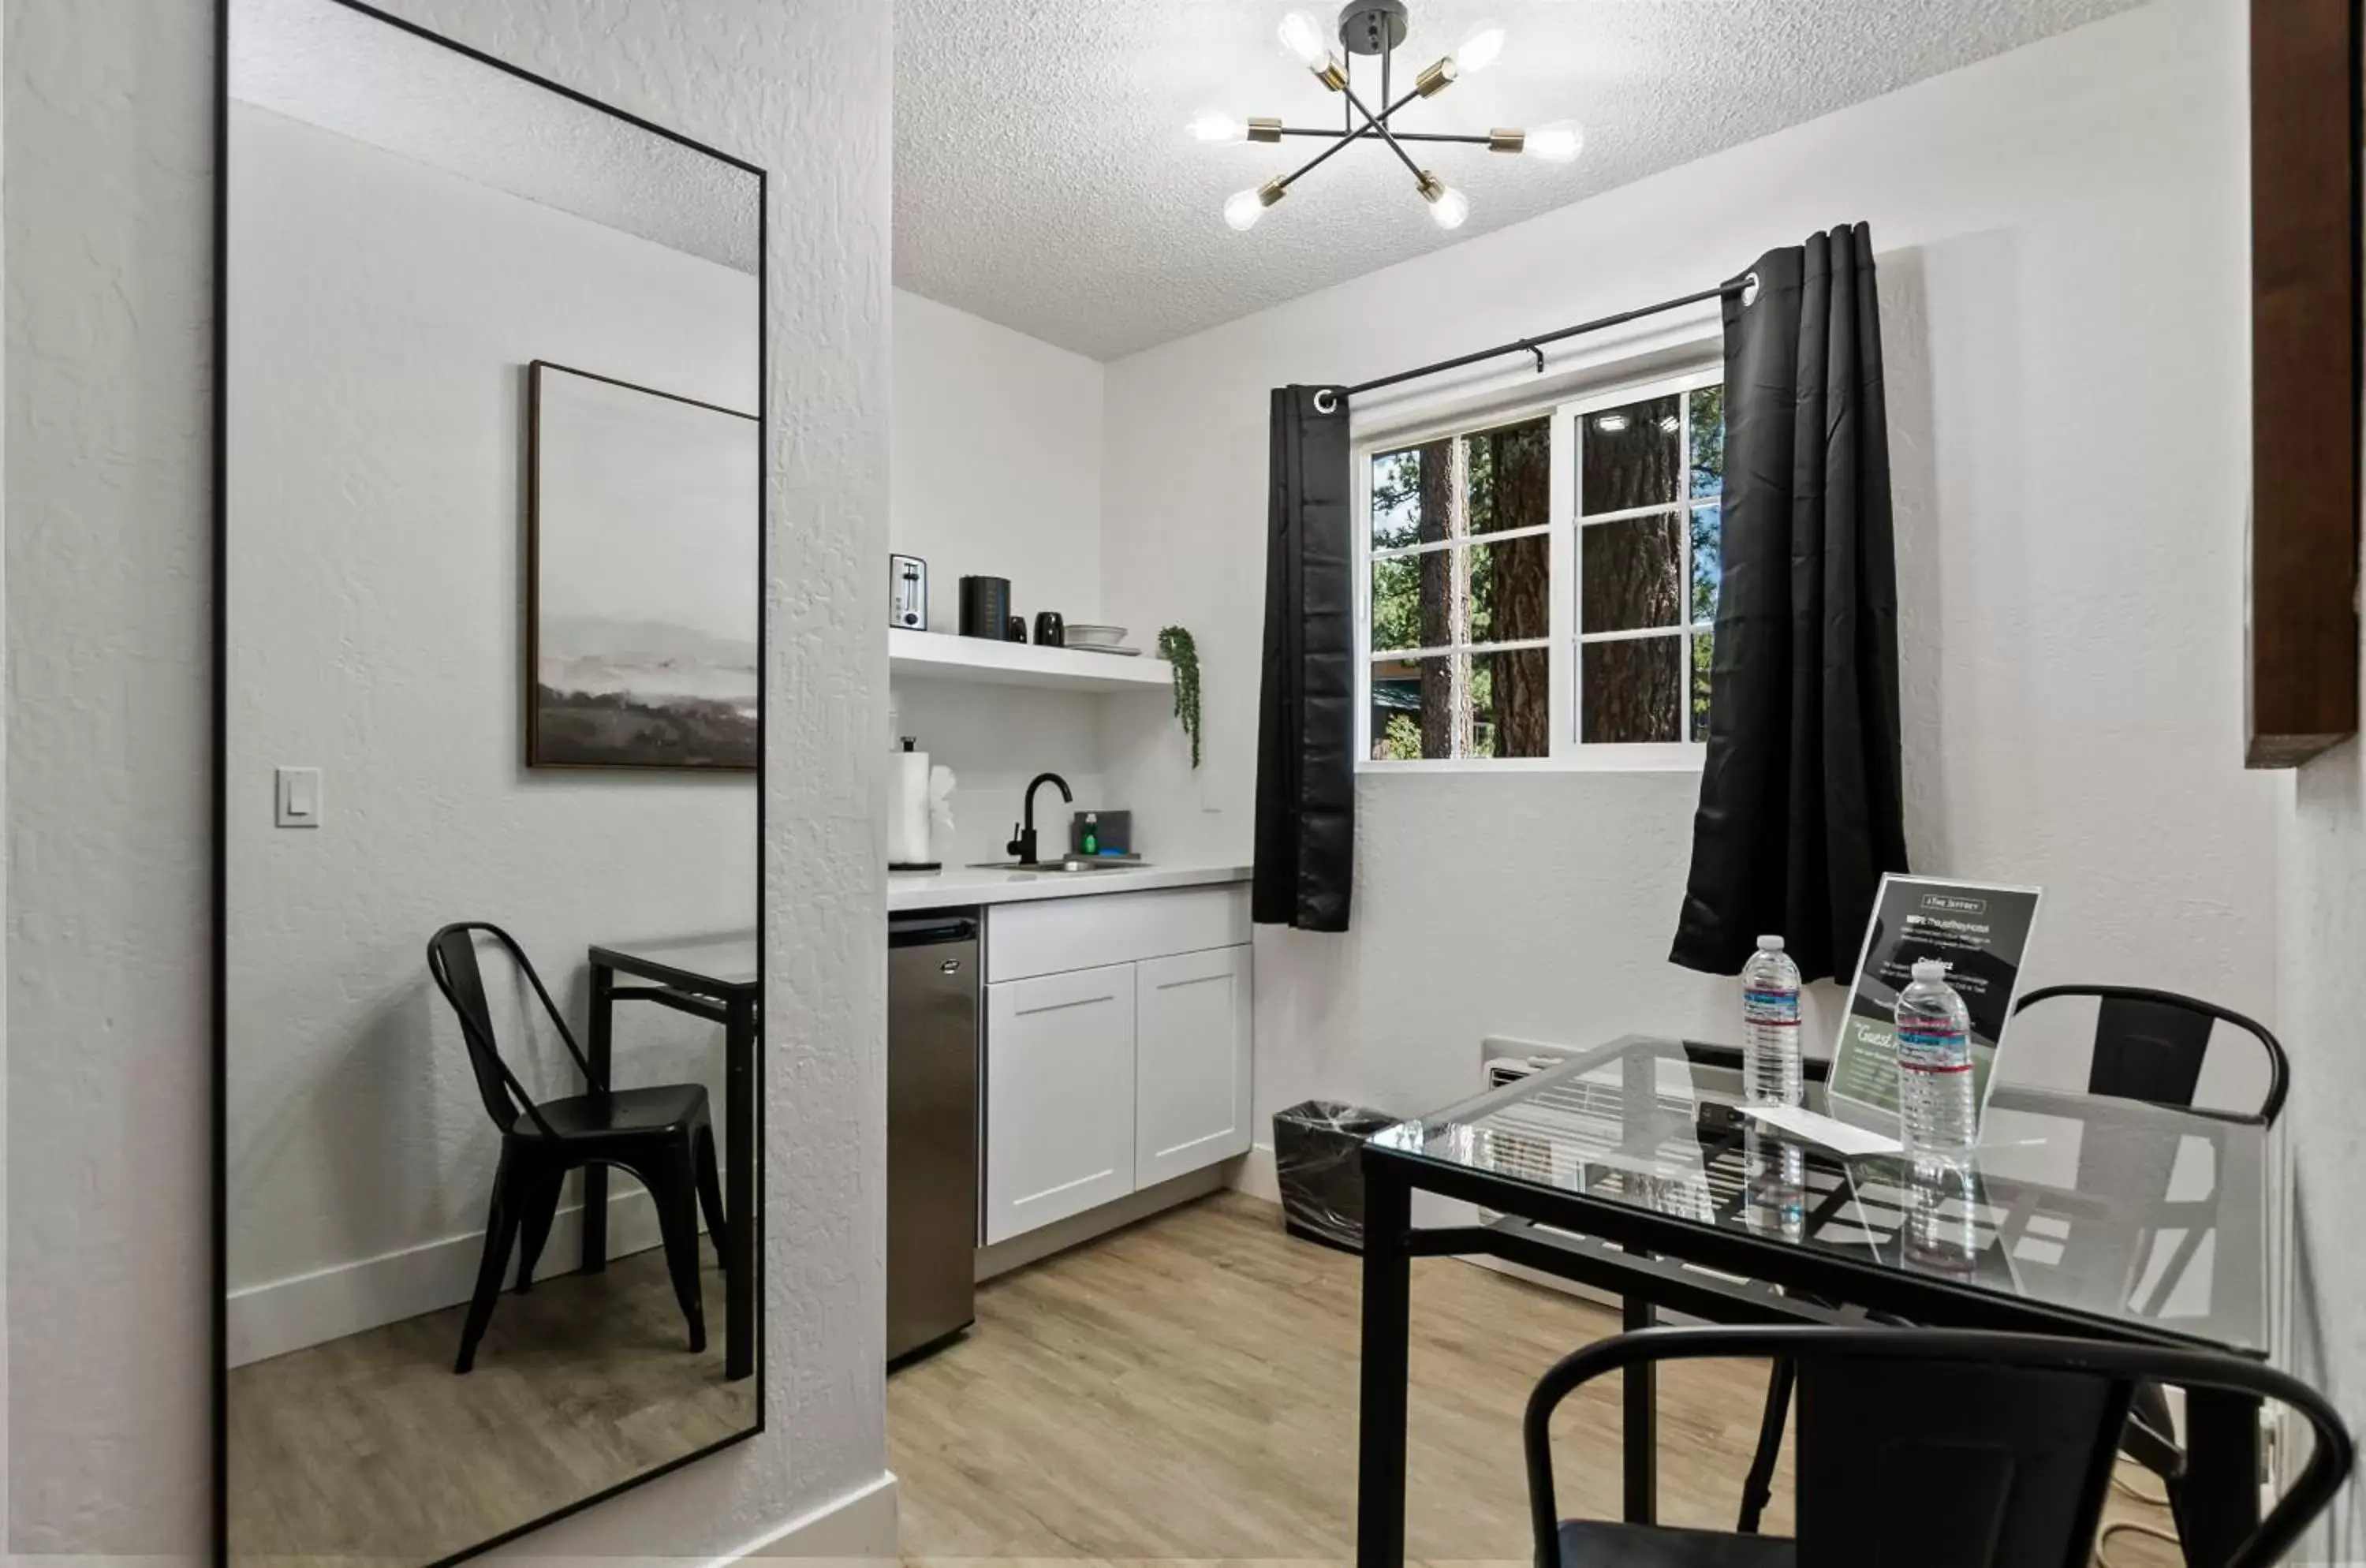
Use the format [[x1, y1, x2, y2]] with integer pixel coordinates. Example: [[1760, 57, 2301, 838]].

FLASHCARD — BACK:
[[1488, 424, 1551, 756], [1416, 438, 1456, 758]]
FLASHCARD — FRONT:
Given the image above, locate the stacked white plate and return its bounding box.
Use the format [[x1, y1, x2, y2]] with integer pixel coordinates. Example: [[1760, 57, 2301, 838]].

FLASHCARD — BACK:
[[1065, 624, 1139, 656]]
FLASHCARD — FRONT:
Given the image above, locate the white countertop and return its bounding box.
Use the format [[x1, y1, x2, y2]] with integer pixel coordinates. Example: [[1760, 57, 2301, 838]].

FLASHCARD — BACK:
[[886, 861, 1252, 913]]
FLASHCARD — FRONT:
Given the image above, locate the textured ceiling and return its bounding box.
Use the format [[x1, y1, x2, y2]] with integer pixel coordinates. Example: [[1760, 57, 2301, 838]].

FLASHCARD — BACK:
[[895, 0, 2148, 358], [232, 0, 759, 273]]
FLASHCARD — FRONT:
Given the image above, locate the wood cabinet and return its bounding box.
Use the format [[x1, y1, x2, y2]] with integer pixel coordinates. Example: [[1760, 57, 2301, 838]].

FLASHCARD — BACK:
[[983, 961, 1137, 1245], [1134, 945, 1253, 1189], [982, 884, 1256, 1245]]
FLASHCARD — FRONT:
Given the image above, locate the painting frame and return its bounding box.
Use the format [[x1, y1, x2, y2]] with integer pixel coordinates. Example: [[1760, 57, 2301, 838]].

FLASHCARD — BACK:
[[525, 358, 760, 772]]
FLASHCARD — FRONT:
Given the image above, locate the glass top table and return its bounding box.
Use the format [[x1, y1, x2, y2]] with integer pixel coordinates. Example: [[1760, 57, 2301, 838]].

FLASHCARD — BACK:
[[1370, 1033, 2266, 1353], [589, 931, 760, 994], [1352, 1033, 2275, 1568]]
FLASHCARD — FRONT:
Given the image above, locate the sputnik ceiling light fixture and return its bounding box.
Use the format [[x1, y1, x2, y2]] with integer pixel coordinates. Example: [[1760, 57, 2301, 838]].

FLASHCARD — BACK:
[[1193, 0, 1581, 233]]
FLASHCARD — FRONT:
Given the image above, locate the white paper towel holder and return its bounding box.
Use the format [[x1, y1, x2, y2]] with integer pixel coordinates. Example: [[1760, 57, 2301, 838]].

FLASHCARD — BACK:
[[887, 737, 942, 872]]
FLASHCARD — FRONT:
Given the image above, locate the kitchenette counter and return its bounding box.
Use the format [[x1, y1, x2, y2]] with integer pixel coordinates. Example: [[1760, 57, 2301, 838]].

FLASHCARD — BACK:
[[886, 861, 1251, 913]]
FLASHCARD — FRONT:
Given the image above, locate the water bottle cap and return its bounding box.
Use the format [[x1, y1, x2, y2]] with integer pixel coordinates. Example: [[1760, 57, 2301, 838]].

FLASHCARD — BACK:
[[1911, 958, 1949, 981], [1756, 935, 1784, 952]]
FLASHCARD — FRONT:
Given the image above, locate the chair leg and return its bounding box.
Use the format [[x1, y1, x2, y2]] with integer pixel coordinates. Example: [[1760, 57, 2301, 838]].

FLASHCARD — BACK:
[[644, 1144, 707, 1354], [513, 1165, 565, 1294], [694, 1122, 729, 1267], [1737, 1356, 1796, 1533], [456, 1152, 523, 1374]]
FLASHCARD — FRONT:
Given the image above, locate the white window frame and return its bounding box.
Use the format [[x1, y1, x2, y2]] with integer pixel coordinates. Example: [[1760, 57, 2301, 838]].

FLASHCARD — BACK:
[[1354, 361, 1723, 774]]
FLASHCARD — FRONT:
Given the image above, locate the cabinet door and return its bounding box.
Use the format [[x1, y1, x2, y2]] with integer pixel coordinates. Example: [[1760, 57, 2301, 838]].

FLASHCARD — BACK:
[[1134, 944, 1253, 1188], [983, 962, 1137, 1245]]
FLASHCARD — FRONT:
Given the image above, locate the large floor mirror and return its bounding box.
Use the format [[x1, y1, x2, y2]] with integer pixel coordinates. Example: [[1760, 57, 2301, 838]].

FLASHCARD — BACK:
[[216, 2, 766, 1560]]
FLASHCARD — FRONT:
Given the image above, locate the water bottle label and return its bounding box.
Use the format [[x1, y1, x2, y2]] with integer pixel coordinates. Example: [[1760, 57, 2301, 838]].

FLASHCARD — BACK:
[[1742, 989, 1799, 1024]]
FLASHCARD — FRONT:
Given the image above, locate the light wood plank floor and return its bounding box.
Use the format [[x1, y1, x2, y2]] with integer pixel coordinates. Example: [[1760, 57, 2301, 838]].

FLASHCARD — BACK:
[[228, 1246, 752, 1566], [889, 1191, 2181, 1566]]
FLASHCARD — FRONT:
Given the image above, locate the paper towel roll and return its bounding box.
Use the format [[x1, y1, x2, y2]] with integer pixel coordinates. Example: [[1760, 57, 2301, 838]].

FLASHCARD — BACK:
[[887, 749, 933, 866]]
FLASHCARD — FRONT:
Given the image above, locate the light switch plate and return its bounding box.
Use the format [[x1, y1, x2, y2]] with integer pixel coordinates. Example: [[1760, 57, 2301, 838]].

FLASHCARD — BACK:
[[275, 766, 323, 828]]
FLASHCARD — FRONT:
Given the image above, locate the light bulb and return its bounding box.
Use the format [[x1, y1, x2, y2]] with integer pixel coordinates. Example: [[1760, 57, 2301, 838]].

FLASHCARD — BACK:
[[1452, 21, 1506, 74], [1224, 187, 1270, 232], [1523, 119, 1584, 163], [1188, 109, 1248, 145], [1278, 9, 1329, 66], [1424, 180, 1469, 230]]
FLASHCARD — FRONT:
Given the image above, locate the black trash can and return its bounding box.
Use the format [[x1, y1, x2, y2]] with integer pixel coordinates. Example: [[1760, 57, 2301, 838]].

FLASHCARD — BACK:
[[1272, 1099, 1398, 1253]]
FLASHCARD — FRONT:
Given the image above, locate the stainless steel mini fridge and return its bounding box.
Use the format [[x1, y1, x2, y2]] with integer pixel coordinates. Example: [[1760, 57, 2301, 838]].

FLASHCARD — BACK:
[[886, 911, 980, 1361]]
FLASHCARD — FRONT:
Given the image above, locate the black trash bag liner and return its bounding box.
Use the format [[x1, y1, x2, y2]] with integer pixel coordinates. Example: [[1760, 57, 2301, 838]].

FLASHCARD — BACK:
[[1273, 1099, 1398, 1254]]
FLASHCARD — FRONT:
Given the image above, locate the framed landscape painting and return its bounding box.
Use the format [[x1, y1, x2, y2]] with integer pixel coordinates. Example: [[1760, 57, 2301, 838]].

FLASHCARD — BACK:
[[527, 360, 759, 769]]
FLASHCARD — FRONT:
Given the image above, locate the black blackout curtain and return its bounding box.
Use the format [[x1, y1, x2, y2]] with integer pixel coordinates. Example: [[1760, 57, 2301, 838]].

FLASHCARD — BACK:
[[1670, 223, 1909, 982], [1254, 386, 1356, 931]]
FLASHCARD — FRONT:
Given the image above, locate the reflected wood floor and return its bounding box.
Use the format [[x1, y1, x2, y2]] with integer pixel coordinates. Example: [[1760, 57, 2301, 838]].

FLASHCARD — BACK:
[[890, 1190, 2181, 1566], [228, 1246, 752, 1567]]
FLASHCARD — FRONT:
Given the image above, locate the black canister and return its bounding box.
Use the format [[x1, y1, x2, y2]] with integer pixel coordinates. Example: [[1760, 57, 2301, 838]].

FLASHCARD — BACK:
[[1007, 614, 1027, 642], [958, 576, 1012, 640], [1034, 611, 1065, 648]]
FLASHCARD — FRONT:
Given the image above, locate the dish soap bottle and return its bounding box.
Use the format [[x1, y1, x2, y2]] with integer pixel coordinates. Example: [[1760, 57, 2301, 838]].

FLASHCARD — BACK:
[[1080, 812, 1099, 856]]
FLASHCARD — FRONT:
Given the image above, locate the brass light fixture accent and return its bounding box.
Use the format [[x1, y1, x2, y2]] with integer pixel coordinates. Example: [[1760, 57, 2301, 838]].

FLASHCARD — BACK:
[[1196, 2, 1584, 232]]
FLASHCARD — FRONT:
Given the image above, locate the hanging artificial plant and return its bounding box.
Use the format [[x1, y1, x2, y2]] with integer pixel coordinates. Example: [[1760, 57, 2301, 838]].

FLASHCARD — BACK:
[[1158, 625, 1202, 768]]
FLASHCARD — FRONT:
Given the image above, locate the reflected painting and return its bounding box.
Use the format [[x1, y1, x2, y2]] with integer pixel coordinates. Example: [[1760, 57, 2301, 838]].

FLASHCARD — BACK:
[[529, 363, 760, 771]]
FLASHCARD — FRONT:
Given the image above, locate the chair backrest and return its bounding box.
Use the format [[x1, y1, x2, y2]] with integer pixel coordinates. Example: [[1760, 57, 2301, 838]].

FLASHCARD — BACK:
[[424, 922, 597, 1136], [2014, 984, 2289, 1123], [1524, 1326, 2352, 1568]]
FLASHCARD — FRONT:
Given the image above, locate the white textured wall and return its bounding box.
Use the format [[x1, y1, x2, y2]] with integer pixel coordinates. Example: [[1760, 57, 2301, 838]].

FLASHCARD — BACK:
[[224, 102, 758, 1313], [889, 289, 1116, 868], [1099, 0, 2278, 1133], [891, 287, 1104, 635], [7, 0, 890, 1556]]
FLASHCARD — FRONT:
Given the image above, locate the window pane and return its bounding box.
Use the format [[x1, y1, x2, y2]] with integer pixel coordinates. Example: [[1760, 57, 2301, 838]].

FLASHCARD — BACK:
[[1580, 394, 1681, 514], [1690, 502, 1721, 622], [1467, 533, 1551, 646], [1689, 383, 1725, 498], [1691, 629, 1714, 741], [1580, 636, 1684, 744], [1581, 513, 1682, 633], [1472, 648, 1551, 758], [1368, 655, 1457, 760], [1465, 416, 1551, 536], [1370, 444, 1447, 550]]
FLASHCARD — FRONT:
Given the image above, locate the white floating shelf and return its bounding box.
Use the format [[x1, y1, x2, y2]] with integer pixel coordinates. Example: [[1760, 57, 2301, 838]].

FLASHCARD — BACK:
[[889, 628, 1173, 693]]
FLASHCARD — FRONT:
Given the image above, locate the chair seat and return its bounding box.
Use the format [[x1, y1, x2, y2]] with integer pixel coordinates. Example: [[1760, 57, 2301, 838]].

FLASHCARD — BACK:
[[1557, 1520, 1796, 1568], [522, 1082, 709, 1140]]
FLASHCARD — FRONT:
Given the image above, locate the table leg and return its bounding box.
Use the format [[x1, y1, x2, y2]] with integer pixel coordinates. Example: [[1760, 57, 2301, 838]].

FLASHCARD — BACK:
[[580, 960, 614, 1274], [1624, 1284, 1658, 1525], [1356, 1155, 1413, 1568], [722, 994, 756, 1381], [2179, 1387, 2261, 1567]]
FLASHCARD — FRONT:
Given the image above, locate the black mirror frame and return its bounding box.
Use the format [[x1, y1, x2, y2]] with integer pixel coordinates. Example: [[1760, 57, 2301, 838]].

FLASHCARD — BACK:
[[209, 2, 770, 1560]]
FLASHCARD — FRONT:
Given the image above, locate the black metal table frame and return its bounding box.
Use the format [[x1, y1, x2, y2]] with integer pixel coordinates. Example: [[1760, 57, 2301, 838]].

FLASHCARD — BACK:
[[1353, 1043, 2266, 1568], [581, 943, 760, 1381]]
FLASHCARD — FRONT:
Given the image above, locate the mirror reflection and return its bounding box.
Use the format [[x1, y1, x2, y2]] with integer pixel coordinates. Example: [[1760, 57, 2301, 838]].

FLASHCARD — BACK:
[[222, 2, 764, 1560]]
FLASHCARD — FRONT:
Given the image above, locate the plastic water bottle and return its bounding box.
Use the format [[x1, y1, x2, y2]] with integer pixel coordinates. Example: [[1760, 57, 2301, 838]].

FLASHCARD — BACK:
[[1895, 958, 1976, 1155], [1741, 935, 1803, 1107], [1743, 1126, 1805, 1244]]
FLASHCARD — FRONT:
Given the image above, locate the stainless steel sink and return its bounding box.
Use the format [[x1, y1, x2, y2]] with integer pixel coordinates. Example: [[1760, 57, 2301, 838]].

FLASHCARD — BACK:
[[967, 857, 1147, 874]]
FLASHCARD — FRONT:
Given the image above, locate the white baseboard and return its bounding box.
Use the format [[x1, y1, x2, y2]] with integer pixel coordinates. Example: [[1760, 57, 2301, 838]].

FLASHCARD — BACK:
[[1230, 1141, 1280, 1203], [228, 1185, 670, 1367], [720, 1470, 899, 1562]]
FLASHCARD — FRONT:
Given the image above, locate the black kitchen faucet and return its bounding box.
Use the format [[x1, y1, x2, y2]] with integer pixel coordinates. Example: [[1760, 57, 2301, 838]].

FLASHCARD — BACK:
[[1006, 772, 1073, 865]]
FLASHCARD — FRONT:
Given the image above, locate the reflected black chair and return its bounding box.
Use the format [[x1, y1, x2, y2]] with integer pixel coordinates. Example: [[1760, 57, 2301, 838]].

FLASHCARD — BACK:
[[426, 921, 727, 1374], [1734, 984, 2290, 1536], [1528, 1325, 2351, 1568]]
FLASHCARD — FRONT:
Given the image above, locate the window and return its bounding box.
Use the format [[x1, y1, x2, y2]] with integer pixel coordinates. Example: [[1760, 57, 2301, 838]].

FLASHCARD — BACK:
[[1357, 368, 1725, 768]]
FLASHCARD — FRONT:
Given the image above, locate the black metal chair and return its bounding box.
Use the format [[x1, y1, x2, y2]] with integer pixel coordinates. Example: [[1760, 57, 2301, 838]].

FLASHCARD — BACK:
[[426, 922, 727, 1374], [1734, 984, 2290, 1535], [1528, 1325, 2351, 1568]]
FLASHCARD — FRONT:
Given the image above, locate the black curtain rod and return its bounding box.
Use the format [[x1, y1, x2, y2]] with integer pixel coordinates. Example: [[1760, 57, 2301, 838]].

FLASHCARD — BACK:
[[1334, 274, 1752, 403]]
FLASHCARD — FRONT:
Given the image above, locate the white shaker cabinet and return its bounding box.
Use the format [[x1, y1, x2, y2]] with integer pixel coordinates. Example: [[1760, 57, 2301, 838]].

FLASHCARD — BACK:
[[982, 961, 1137, 1245], [981, 883, 1256, 1245], [1133, 945, 1253, 1189]]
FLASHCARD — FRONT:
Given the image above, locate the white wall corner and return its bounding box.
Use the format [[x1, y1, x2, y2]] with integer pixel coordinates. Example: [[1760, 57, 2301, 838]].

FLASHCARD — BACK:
[[718, 1470, 898, 1563]]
